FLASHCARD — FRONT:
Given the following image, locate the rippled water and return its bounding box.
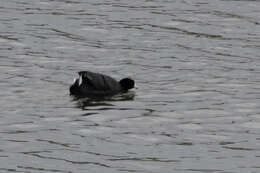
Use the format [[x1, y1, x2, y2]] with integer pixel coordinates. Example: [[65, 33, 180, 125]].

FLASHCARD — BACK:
[[1, 0, 260, 172]]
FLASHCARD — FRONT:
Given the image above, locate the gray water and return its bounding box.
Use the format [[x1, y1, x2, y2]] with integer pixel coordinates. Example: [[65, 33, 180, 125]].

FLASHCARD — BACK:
[[1, 0, 260, 172]]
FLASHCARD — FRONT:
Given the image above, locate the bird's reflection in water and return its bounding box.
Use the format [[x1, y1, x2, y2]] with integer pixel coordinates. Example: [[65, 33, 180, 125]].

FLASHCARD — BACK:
[[71, 91, 135, 110]]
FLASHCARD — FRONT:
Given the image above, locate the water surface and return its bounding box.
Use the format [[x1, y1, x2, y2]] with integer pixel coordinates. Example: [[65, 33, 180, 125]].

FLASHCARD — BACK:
[[1, 0, 260, 172]]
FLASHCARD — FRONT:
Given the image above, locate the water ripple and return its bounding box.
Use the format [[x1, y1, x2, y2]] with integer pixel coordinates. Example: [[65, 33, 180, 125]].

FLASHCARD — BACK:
[[1, 0, 260, 172]]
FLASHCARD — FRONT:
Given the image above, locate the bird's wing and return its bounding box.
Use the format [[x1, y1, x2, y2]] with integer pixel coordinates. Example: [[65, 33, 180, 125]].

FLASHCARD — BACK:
[[78, 71, 120, 91]]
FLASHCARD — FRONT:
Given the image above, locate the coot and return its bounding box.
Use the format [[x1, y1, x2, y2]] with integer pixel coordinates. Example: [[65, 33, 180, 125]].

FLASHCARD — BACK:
[[70, 71, 135, 97]]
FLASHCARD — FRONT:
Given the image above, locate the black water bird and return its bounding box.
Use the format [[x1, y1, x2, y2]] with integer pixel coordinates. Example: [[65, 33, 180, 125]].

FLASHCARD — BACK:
[[70, 71, 135, 97]]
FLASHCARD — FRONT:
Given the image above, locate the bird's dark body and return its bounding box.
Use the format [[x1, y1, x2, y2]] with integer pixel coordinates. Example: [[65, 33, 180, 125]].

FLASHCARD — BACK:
[[70, 71, 129, 97]]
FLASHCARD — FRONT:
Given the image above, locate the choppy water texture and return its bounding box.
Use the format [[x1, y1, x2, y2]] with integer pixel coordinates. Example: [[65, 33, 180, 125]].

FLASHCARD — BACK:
[[1, 0, 260, 172]]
